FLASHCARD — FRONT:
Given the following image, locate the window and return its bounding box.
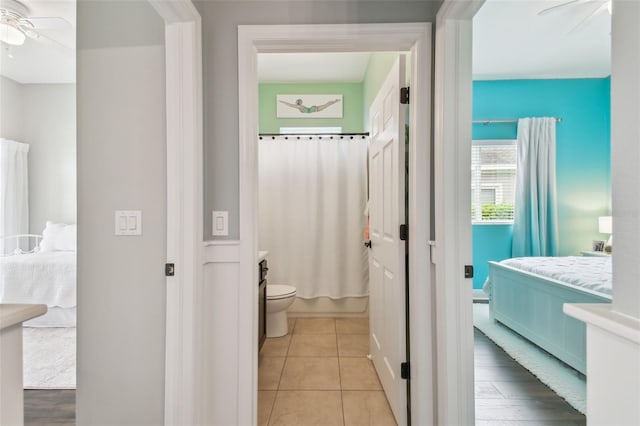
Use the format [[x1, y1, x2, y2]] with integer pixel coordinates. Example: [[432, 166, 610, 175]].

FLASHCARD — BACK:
[[279, 126, 342, 134], [471, 139, 517, 223]]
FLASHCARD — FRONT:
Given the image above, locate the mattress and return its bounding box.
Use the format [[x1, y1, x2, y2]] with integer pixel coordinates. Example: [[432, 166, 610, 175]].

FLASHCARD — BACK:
[[0, 251, 76, 308], [488, 256, 612, 297]]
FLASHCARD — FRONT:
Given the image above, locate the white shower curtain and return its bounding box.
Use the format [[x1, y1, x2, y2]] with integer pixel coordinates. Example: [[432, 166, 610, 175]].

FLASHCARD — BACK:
[[259, 135, 369, 299], [0, 138, 29, 255]]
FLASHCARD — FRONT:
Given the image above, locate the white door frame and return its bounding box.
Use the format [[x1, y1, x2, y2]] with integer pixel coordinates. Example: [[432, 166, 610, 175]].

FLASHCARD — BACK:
[[238, 23, 433, 425], [147, 1, 203, 425], [434, 1, 484, 425]]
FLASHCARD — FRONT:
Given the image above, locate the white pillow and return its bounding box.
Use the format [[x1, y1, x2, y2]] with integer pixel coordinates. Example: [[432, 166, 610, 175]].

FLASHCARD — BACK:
[[40, 222, 76, 252]]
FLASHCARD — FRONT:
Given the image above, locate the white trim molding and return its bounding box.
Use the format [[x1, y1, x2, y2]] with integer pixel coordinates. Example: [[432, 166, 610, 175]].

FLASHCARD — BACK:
[[238, 23, 433, 425], [147, 1, 203, 425], [434, 1, 485, 425]]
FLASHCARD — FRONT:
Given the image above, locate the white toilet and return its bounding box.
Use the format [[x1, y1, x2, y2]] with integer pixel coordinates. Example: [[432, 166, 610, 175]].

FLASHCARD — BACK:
[[266, 284, 297, 337]]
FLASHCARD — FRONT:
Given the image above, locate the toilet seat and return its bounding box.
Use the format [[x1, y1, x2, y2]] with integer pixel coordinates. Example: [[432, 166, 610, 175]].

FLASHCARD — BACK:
[[267, 284, 296, 300]]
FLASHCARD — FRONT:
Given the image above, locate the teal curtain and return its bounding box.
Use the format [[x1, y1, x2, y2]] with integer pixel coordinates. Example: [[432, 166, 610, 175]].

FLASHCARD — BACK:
[[512, 118, 559, 257]]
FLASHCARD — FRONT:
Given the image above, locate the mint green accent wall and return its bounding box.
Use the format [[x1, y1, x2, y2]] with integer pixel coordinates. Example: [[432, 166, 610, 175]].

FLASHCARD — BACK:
[[363, 52, 399, 129], [472, 78, 611, 288], [362, 52, 410, 130], [259, 83, 363, 133]]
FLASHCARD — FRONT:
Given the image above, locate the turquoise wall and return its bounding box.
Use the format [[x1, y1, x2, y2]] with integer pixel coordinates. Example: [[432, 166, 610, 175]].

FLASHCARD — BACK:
[[472, 78, 611, 288], [259, 83, 364, 133], [473, 225, 514, 289]]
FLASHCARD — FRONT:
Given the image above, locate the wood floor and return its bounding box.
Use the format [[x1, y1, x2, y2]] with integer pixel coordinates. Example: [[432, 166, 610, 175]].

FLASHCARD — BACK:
[[24, 389, 75, 426], [23, 328, 586, 425], [474, 328, 586, 425]]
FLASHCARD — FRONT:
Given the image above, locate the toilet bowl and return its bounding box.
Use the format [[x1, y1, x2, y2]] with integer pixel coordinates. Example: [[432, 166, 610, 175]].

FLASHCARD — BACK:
[[266, 284, 296, 337]]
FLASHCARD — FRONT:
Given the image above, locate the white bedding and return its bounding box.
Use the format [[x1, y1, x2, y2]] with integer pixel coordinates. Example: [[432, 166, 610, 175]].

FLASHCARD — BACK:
[[0, 251, 76, 308], [487, 256, 612, 297]]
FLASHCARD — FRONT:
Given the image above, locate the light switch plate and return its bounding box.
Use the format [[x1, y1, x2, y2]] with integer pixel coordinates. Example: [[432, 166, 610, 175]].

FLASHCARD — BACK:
[[115, 210, 142, 236], [212, 211, 228, 236]]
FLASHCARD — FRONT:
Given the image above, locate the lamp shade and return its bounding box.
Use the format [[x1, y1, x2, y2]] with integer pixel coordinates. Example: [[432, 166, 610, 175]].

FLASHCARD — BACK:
[[0, 22, 25, 46], [598, 216, 612, 234]]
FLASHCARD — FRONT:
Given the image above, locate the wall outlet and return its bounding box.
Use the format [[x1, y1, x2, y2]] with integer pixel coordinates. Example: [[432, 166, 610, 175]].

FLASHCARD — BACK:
[[212, 211, 228, 236]]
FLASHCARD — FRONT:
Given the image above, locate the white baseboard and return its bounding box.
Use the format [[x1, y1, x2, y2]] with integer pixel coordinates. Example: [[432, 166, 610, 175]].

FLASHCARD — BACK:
[[288, 296, 369, 318], [473, 289, 489, 303]]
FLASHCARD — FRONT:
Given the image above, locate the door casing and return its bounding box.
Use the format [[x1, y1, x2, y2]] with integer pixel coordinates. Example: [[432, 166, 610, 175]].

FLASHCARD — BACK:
[[238, 23, 433, 425], [146, 1, 204, 425]]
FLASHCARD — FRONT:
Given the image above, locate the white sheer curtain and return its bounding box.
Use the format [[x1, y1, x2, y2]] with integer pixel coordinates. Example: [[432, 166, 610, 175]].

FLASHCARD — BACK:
[[259, 136, 369, 299], [0, 138, 30, 255], [512, 118, 559, 257]]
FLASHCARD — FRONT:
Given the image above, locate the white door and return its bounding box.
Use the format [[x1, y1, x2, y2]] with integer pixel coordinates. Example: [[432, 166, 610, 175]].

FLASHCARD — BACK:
[[368, 56, 408, 425]]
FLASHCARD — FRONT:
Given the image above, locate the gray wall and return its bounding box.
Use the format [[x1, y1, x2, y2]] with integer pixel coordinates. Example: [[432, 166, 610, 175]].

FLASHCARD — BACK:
[[196, 0, 443, 239], [76, 0, 442, 422], [0, 77, 76, 234], [22, 84, 76, 233], [0, 75, 24, 141], [76, 1, 166, 425]]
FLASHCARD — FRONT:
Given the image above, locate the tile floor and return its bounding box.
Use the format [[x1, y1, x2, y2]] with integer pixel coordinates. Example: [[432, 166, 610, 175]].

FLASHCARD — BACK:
[[258, 317, 397, 426], [24, 322, 586, 425]]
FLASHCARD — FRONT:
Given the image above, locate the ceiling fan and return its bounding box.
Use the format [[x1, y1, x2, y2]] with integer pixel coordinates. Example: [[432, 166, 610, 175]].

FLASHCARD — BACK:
[[538, 0, 611, 34], [0, 0, 72, 50]]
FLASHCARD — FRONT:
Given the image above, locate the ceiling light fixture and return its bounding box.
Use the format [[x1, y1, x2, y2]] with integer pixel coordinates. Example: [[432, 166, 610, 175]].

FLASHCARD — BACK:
[[0, 19, 25, 46]]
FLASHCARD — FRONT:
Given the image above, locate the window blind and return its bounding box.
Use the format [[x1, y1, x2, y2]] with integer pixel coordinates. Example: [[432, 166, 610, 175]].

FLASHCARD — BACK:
[[471, 140, 517, 223]]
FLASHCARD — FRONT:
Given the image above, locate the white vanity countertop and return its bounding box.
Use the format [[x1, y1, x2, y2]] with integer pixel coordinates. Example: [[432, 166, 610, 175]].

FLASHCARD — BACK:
[[258, 251, 268, 262], [0, 304, 47, 331]]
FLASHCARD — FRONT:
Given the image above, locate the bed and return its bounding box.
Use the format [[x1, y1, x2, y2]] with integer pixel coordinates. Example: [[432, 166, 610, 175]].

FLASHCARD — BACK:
[[0, 222, 76, 327], [485, 256, 612, 375]]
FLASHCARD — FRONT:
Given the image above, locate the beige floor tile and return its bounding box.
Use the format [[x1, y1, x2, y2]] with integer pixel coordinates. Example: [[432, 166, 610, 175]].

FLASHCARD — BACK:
[[258, 390, 277, 426], [261, 335, 292, 357], [288, 334, 338, 357], [288, 318, 296, 334], [294, 318, 336, 334], [268, 391, 344, 426], [336, 318, 369, 335], [259, 356, 286, 390], [342, 391, 397, 426], [279, 357, 341, 390], [337, 334, 369, 357], [339, 358, 382, 390]]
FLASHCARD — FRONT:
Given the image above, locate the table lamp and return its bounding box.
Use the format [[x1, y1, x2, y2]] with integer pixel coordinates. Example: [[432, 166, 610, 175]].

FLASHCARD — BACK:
[[598, 216, 612, 253]]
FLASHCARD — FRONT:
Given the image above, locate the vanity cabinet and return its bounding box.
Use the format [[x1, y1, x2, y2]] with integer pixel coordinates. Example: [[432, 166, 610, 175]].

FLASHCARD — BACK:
[[258, 259, 267, 349]]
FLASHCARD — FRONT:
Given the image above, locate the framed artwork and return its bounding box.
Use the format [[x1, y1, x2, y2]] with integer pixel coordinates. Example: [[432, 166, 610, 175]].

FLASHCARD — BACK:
[[276, 94, 343, 118]]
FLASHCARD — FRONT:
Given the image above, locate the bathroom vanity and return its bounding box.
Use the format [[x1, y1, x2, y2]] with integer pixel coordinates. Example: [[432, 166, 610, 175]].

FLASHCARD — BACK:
[[258, 251, 268, 350]]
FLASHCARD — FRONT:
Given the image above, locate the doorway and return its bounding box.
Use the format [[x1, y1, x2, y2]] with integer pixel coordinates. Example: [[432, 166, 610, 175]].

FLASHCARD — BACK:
[[256, 52, 409, 424], [238, 23, 433, 425]]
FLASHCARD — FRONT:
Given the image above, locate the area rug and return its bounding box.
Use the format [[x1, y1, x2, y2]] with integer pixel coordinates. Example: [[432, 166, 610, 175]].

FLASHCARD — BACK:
[[473, 303, 586, 414], [23, 327, 76, 389]]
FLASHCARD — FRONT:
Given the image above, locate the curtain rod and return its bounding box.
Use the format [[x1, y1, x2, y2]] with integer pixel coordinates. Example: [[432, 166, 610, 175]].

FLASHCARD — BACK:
[[259, 132, 369, 136], [259, 132, 369, 139], [472, 117, 562, 125]]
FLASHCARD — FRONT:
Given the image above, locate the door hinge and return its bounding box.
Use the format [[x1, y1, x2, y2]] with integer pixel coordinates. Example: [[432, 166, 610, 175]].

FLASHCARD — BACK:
[[464, 264, 474, 279], [401, 362, 410, 380], [165, 263, 175, 277], [400, 87, 410, 104], [399, 224, 408, 241]]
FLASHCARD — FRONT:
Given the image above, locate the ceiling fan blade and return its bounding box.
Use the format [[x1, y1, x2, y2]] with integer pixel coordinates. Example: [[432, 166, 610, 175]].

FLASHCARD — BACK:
[[568, 1, 610, 34], [23, 27, 73, 55], [26, 16, 71, 30], [538, 0, 582, 15]]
